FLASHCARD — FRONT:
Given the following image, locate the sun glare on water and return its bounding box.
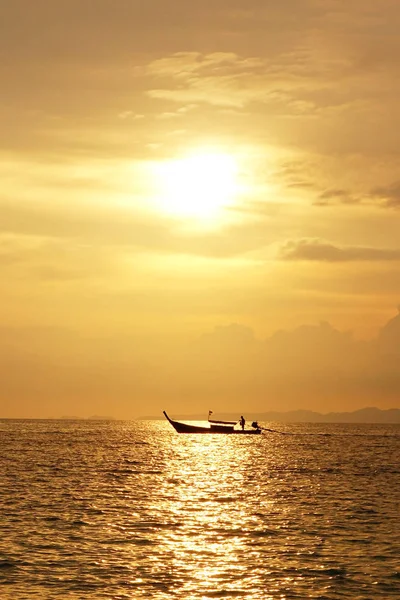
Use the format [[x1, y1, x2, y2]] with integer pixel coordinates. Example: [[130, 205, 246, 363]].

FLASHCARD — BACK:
[[154, 151, 240, 221]]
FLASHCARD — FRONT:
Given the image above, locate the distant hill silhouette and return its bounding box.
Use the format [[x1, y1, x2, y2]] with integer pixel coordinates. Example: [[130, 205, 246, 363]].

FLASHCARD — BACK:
[[60, 416, 83, 420], [254, 407, 400, 423], [59, 415, 115, 420], [146, 407, 400, 423]]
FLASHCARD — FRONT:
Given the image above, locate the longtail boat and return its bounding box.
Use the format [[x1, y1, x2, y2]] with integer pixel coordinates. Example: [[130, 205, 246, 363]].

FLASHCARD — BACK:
[[163, 411, 262, 434]]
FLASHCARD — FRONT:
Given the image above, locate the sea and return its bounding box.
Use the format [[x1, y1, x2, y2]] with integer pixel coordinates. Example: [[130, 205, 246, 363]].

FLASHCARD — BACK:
[[0, 419, 399, 600]]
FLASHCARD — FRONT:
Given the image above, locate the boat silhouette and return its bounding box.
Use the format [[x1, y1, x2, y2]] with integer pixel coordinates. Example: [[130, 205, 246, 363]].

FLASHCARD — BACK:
[[163, 411, 262, 434]]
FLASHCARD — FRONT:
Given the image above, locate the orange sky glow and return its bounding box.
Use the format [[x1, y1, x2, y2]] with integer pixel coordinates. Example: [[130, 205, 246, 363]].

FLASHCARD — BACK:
[[1, 1, 400, 418]]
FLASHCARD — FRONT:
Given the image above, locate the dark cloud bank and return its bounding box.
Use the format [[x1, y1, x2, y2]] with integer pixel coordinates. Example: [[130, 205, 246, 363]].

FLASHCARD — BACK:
[[1, 309, 400, 419]]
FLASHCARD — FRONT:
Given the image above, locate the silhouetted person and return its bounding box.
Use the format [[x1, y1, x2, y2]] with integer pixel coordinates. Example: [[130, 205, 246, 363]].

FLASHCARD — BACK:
[[240, 415, 245, 430]]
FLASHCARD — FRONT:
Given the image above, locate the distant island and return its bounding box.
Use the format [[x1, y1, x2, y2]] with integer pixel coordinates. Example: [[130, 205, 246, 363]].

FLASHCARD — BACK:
[[59, 415, 116, 421], [140, 407, 400, 423]]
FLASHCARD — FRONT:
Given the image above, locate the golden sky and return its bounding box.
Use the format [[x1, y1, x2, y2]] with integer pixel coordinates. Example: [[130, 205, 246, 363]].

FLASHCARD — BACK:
[[1, 1, 400, 418]]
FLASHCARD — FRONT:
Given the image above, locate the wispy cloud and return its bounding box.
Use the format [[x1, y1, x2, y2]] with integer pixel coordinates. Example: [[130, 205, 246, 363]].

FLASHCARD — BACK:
[[0, 196, 277, 261], [315, 189, 359, 206], [140, 50, 355, 112], [313, 181, 400, 209], [370, 181, 400, 208], [280, 239, 400, 262]]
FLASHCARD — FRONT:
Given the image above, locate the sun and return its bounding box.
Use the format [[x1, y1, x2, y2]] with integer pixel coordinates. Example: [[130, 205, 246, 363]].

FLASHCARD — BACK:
[[154, 150, 240, 220]]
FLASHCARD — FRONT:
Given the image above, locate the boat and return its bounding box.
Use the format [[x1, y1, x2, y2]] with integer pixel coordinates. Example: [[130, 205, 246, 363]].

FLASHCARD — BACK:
[[163, 411, 262, 434]]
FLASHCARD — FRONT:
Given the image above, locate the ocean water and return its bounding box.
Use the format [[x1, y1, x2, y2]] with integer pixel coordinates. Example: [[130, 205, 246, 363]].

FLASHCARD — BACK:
[[0, 419, 399, 600]]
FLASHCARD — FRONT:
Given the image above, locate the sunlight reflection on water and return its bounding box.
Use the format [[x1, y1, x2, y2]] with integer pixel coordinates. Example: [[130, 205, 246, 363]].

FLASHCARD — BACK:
[[0, 419, 399, 599]]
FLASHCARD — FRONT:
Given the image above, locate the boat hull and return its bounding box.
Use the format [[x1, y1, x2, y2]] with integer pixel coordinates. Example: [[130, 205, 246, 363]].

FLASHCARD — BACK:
[[163, 411, 262, 434]]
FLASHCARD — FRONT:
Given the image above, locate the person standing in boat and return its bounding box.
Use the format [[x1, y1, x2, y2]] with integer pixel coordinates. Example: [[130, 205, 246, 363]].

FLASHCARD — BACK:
[[239, 415, 245, 430]]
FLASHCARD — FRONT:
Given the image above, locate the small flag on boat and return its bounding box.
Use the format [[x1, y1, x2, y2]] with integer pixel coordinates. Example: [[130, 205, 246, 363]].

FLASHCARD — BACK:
[[208, 410, 213, 417]]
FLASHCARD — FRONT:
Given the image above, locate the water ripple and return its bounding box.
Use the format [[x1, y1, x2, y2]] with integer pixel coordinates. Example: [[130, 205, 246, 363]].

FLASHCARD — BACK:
[[0, 419, 399, 599]]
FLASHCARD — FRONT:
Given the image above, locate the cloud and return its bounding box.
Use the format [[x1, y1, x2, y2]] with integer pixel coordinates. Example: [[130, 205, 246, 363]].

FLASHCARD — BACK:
[[140, 49, 356, 112], [315, 189, 359, 206], [142, 52, 270, 108], [1, 0, 400, 166], [370, 181, 400, 208], [314, 182, 400, 209], [2, 293, 400, 416], [0, 231, 121, 283], [154, 311, 400, 413], [0, 194, 278, 262], [280, 239, 400, 262]]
